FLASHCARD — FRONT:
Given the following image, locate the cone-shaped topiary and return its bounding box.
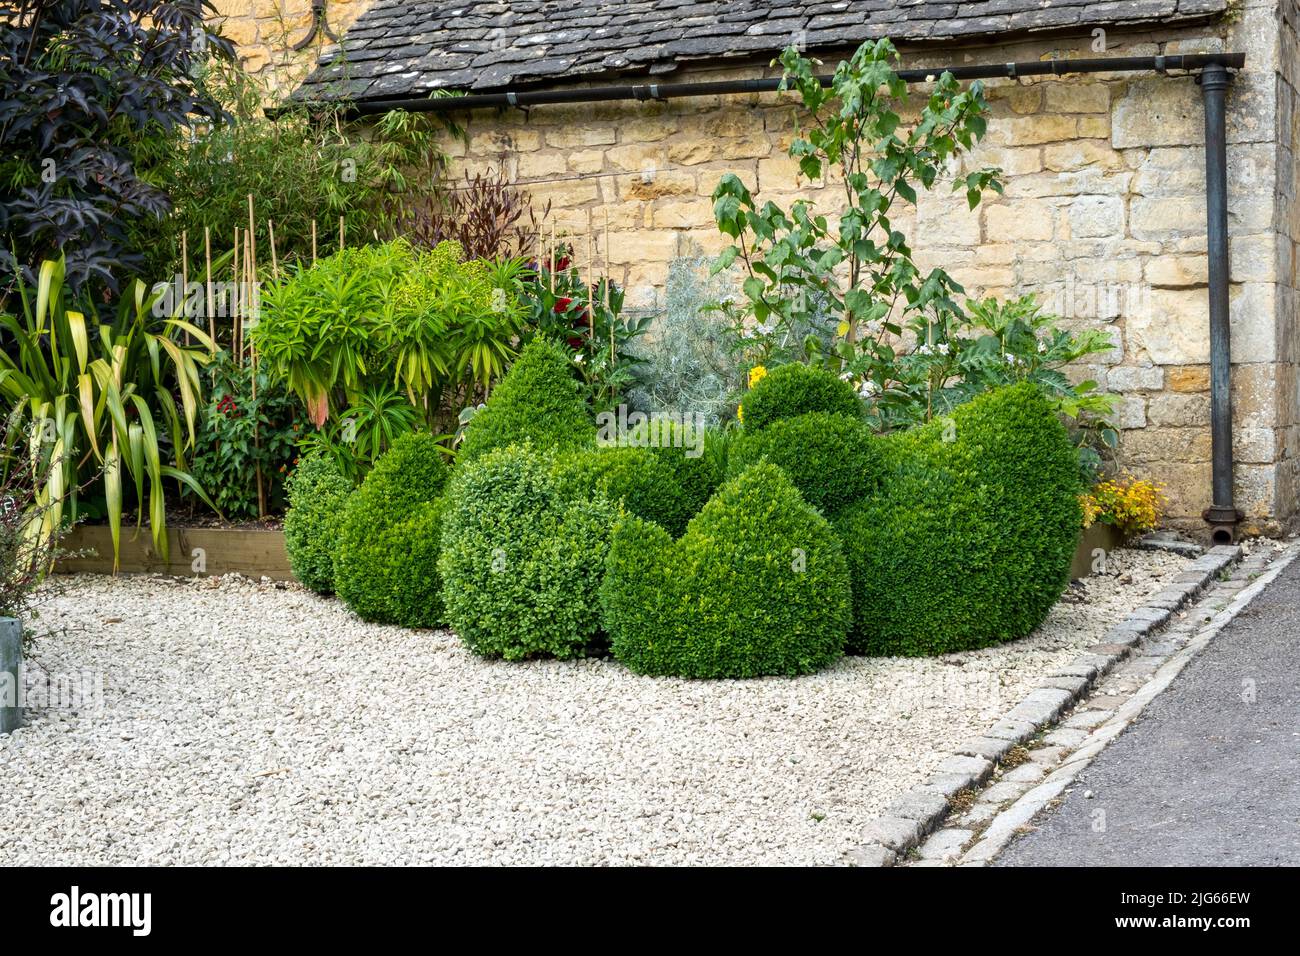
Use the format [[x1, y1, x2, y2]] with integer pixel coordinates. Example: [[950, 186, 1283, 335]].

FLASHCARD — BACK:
[[439, 444, 617, 659], [727, 411, 881, 517], [457, 337, 594, 464], [333, 432, 451, 627], [834, 382, 1082, 656], [602, 462, 852, 678], [739, 362, 862, 431], [283, 452, 353, 593], [552, 445, 695, 537]]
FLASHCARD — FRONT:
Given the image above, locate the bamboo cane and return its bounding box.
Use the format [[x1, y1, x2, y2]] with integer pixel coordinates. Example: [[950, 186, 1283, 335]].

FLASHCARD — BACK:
[[339, 216, 345, 252], [549, 223, 556, 294], [605, 209, 613, 364], [204, 226, 215, 356], [232, 226, 241, 364], [267, 219, 280, 281], [311, 219, 318, 264], [586, 214, 594, 340], [180, 230, 190, 344]]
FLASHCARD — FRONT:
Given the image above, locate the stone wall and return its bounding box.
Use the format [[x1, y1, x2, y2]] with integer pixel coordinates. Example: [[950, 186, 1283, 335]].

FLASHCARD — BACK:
[[432, 5, 1294, 535], [209, 0, 374, 96]]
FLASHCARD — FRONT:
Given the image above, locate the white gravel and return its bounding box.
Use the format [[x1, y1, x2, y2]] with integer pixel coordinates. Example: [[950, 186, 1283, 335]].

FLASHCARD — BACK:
[[1, 547, 1188, 866]]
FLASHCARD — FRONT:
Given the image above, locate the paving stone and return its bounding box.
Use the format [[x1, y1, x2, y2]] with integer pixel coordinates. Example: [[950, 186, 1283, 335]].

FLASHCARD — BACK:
[[985, 718, 1037, 741], [955, 735, 1016, 762], [1027, 745, 1068, 765], [952, 800, 1002, 827], [1140, 640, 1181, 657], [1002, 762, 1049, 783], [1043, 727, 1090, 748], [1061, 708, 1114, 729], [858, 815, 923, 851], [1086, 693, 1128, 709], [977, 780, 1032, 805], [844, 843, 895, 867], [887, 787, 949, 828], [1086, 642, 1133, 657], [1098, 628, 1143, 647], [1037, 674, 1091, 697], [916, 827, 973, 861]]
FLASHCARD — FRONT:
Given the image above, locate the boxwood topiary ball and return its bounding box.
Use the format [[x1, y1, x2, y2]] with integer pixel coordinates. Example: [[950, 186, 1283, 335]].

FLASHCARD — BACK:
[[740, 362, 862, 432], [457, 337, 594, 465], [835, 382, 1082, 656], [439, 444, 617, 660], [602, 461, 852, 679], [283, 452, 353, 594], [333, 432, 451, 627], [726, 411, 881, 517]]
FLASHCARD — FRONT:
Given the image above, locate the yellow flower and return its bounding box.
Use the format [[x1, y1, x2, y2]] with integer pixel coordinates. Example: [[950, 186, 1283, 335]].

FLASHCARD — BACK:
[[748, 365, 768, 389], [737, 403, 744, 423]]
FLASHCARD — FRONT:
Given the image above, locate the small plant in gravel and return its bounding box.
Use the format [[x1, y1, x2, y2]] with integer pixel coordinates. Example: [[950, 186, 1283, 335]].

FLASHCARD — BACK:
[[835, 382, 1081, 656], [1000, 744, 1031, 770], [1080, 474, 1166, 540], [439, 445, 616, 659], [601, 462, 852, 679], [283, 453, 353, 594], [333, 433, 450, 627]]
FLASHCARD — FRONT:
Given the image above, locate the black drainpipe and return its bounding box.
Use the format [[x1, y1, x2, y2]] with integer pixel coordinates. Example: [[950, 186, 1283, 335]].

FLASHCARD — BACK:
[[286, 51, 1246, 540], [1199, 63, 1239, 544]]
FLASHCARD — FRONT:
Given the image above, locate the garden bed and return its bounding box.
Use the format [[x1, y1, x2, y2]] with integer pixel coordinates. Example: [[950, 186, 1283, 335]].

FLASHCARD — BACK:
[[2, 546, 1189, 866]]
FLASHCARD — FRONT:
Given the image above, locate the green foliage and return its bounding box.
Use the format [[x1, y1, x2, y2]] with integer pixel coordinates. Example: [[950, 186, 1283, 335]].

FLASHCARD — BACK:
[[456, 337, 594, 464], [255, 239, 524, 431], [834, 382, 1081, 656], [0, 257, 214, 566], [333, 433, 451, 626], [552, 445, 694, 537], [190, 350, 301, 518], [139, 60, 452, 282], [710, 38, 1001, 366], [619, 417, 728, 520], [728, 412, 881, 516], [740, 362, 862, 431], [439, 445, 616, 659], [283, 452, 353, 594], [519, 245, 651, 413], [626, 254, 743, 424], [602, 462, 851, 678], [295, 382, 425, 485]]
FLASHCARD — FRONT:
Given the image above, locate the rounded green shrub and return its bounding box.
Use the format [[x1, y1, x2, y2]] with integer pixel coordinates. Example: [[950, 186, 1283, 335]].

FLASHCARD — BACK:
[[457, 337, 594, 464], [333, 432, 451, 627], [740, 363, 862, 431], [727, 411, 881, 516], [439, 445, 617, 659], [621, 417, 727, 519], [835, 382, 1082, 656], [283, 452, 353, 593], [602, 462, 852, 678], [552, 445, 694, 537]]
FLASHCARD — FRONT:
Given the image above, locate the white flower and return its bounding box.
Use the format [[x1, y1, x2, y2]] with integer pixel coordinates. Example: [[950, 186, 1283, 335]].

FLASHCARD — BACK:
[[839, 371, 854, 382], [573, 353, 585, 365], [937, 342, 950, 356], [857, 380, 880, 399], [1037, 339, 1049, 354], [1004, 352, 1021, 366], [917, 344, 934, 356]]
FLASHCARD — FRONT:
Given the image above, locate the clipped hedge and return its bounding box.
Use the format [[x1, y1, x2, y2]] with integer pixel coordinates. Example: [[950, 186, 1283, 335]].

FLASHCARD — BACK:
[[439, 445, 617, 659], [740, 362, 862, 431], [623, 418, 728, 520], [727, 411, 881, 516], [283, 452, 353, 594], [602, 462, 851, 678], [552, 445, 695, 537], [333, 432, 451, 627], [835, 382, 1081, 656], [457, 337, 594, 464]]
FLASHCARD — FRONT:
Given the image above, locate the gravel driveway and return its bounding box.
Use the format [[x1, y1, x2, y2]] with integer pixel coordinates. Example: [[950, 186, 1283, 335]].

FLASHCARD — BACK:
[[2, 548, 1187, 866]]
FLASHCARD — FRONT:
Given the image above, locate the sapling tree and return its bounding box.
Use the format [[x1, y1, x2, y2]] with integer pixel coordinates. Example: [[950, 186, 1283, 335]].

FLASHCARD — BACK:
[[709, 38, 1002, 415]]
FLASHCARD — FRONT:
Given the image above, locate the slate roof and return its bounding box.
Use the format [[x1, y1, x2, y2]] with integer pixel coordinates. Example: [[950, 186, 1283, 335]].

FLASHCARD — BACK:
[[295, 0, 1229, 103]]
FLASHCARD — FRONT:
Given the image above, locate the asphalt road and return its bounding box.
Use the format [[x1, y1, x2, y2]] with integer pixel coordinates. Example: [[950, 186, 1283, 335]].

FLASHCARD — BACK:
[[997, 555, 1300, 866]]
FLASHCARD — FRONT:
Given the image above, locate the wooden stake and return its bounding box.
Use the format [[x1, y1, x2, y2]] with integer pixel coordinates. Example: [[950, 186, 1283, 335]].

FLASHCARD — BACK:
[[232, 227, 241, 364], [267, 220, 280, 281], [180, 230, 190, 344], [339, 216, 345, 252], [247, 194, 257, 272], [311, 220, 318, 264], [549, 223, 556, 294], [204, 226, 215, 356], [586, 213, 595, 340]]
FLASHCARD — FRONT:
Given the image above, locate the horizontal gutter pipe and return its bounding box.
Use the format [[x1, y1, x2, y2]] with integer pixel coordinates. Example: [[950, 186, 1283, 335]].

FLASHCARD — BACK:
[[286, 52, 1246, 118]]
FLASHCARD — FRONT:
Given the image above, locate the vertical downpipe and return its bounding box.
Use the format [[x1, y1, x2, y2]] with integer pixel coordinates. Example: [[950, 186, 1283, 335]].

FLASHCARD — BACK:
[[1200, 63, 1239, 544]]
